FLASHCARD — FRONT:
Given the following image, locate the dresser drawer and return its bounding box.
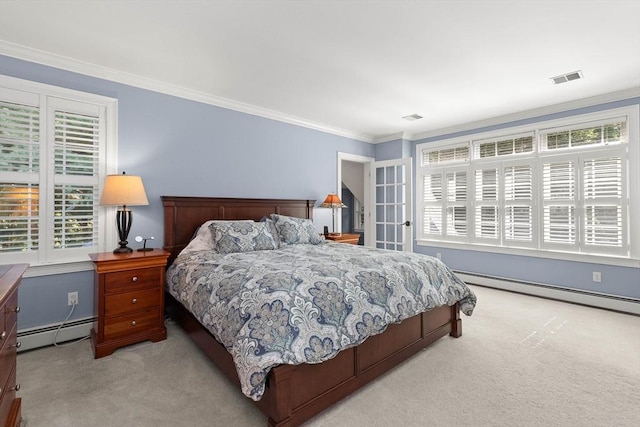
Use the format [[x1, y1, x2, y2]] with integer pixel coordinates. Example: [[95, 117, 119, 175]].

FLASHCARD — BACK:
[[104, 267, 160, 293], [0, 362, 17, 427], [0, 323, 17, 398], [105, 288, 161, 317], [3, 289, 18, 333], [103, 308, 160, 340]]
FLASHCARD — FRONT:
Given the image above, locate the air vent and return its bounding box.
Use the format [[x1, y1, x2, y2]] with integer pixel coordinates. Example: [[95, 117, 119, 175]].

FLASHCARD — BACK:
[[402, 113, 423, 121], [551, 70, 583, 84]]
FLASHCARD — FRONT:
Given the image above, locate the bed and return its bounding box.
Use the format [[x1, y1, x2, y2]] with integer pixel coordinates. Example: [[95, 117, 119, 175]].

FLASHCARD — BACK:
[[162, 196, 476, 427]]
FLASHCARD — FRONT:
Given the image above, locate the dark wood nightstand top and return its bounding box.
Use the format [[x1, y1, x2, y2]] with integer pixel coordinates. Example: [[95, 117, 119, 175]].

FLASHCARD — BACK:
[[89, 249, 169, 273]]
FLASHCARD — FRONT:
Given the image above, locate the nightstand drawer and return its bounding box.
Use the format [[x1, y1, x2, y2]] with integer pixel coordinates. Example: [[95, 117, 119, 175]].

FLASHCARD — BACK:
[[105, 289, 161, 317], [104, 308, 160, 340], [104, 267, 160, 293]]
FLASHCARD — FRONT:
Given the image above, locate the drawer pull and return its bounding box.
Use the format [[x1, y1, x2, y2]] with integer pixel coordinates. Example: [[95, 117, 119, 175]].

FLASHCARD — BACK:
[[0, 331, 5, 340], [13, 341, 21, 349], [132, 276, 138, 282], [14, 306, 20, 313], [132, 298, 138, 304], [131, 320, 137, 326], [11, 384, 20, 392]]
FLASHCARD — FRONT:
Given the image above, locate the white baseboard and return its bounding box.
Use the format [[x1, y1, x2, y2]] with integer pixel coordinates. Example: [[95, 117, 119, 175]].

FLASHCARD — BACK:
[[17, 317, 94, 352], [457, 272, 640, 315]]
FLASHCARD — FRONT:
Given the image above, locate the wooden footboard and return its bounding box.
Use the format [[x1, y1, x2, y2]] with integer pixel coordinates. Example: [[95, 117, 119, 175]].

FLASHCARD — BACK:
[[166, 292, 460, 427]]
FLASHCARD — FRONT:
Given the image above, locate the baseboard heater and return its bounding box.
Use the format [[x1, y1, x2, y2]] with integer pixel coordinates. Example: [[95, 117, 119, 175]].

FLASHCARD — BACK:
[[455, 271, 639, 315], [17, 316, 95, 352]]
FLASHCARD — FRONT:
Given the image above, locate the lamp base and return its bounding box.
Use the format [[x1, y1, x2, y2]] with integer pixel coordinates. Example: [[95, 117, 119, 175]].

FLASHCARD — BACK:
[[137, 247, 153, 252], [114, 208, 133, 254]]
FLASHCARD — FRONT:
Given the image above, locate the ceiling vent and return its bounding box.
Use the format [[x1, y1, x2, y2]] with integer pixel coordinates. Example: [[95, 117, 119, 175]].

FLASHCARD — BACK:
[[402, 113, 423, 121], [551, 70, 583, 85]]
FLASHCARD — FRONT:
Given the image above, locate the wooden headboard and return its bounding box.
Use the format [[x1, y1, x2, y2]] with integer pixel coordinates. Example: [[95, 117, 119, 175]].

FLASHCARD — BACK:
[[161, 196, 315, 264]]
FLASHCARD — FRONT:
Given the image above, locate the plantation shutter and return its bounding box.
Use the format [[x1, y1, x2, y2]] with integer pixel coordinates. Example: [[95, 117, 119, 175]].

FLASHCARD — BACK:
[[2, 76, 115, 267], [0, 94, 41, 255], [49, 100, 101, 255], [446, 170, 467, 238], [504, 164, 533, 244], [474, 166, 499, 240], [542, 159, 576, 249], [422, 172, 443, 236], [583, 156, 623, 250]]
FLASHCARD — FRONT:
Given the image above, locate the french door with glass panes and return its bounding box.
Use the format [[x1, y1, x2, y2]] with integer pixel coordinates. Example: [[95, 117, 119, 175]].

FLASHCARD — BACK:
[[370, 158, 413, 252]]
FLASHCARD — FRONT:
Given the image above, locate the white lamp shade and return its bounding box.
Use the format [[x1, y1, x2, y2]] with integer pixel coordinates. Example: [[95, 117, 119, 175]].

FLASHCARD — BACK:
[[99, 174, 149, 206]]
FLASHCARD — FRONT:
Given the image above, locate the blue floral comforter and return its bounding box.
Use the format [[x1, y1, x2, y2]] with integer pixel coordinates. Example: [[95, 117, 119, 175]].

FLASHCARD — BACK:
[[166, 243, 476, 401]]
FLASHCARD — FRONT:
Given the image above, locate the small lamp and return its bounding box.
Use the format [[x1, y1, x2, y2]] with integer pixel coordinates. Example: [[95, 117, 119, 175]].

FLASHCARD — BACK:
[[99, 172, 149, 253], [319, 193, 347, 235]]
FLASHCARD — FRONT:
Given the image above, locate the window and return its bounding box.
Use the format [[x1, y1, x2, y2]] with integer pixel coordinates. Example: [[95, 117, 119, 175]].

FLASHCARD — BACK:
[[0, 76, 117, 270], [416, 106, 638, 262]]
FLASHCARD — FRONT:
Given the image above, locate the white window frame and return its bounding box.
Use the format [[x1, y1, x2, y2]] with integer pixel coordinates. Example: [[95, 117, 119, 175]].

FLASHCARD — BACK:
[[0, 75, 118, 276], [416, 105, 639, 267]]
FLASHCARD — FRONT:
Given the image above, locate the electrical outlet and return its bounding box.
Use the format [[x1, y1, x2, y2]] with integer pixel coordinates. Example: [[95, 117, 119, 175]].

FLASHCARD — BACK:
[[592, 272, 602, 283], [436, 253, 442, 260], [68, 291, 78, 306]]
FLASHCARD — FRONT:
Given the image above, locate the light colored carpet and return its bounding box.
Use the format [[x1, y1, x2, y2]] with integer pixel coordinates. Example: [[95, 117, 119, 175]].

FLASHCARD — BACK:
[[17, 285, 640, 427]]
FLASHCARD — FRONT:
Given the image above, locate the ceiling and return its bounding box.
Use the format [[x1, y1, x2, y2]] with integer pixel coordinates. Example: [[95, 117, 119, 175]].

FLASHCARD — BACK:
[[1, 0, 639, 143]]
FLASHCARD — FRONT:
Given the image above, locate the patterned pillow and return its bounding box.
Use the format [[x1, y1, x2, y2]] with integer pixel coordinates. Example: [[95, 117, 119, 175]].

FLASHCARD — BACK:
[[271, 214, 323, 245], [181, 220, 253, 254], [260, 217, 281, 247], [210, 221, 279, 254]]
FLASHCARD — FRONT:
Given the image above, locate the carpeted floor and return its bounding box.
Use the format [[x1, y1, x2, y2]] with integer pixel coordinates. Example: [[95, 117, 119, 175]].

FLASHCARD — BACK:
[[17, 285, 640, 426]]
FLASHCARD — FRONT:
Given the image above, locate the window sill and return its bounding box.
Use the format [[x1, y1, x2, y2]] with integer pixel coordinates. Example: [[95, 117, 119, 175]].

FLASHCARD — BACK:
[[416, 239, 640, 268], [23, 260, 95, 278]]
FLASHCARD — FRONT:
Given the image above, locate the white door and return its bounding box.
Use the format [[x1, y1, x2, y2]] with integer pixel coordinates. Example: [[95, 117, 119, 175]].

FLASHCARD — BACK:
[[370, 158, 413, 252]]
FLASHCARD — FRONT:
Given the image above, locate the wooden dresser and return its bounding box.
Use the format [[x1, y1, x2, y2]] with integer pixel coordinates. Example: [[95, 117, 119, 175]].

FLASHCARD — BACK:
[[0, 264, 27, 427], [89, 249, 169, 358], [325, 233, 361, 245]]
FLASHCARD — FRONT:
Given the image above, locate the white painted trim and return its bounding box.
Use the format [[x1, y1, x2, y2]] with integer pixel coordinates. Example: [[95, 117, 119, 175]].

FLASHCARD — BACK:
[[3, 42, 637, 145], [0, 41, 373, 143], [1, 74, 119, 269], [17, 316, 94, 352], [22, 260, 94, 278], [458, 272, 640, 315], [372, 132, 410, 144], [408, 87, 640, 142], [337, 152, 375, 237]]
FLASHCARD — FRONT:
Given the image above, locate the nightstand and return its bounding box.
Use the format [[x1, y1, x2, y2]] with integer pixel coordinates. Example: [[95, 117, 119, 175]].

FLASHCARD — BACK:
[[325, 233, 361, 245], [89, 249, 169, 358]]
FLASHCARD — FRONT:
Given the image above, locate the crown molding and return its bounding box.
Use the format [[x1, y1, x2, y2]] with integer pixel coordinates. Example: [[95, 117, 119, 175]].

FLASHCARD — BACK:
[[406, 87, 640, 142], [3, 41, 637, 146], [371, 131, 409, 144], [0, 41, 374, 143]]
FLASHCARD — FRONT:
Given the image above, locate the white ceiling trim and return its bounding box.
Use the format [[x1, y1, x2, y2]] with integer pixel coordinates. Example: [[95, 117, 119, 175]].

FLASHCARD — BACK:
[[0, 41, 374, 143], [401, 87, 640, 143], [2, 40, 638, 146]]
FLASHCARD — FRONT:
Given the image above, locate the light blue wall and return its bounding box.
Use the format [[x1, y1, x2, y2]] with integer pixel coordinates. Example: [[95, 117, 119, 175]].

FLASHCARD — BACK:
[[374, 138, 411, 161], [411, 97, 640, 300], [0, 55, 374, 329], [2, 54, 638, 332]]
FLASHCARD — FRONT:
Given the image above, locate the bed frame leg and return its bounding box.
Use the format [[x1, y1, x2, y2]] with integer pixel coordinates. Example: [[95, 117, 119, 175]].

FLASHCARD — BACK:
[[450, 303, 462, 338]]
